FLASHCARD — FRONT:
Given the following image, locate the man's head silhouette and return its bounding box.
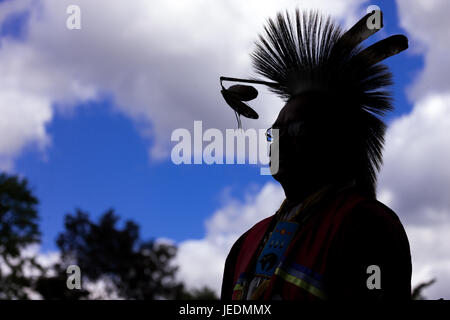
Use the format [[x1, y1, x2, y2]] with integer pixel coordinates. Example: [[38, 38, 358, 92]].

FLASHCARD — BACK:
[[221, 9, 408, 201]]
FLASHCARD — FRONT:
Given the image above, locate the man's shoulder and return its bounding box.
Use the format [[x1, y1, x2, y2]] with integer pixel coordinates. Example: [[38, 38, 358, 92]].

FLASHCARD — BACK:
[[335, 190, 410, 248], [247, 214, 277, 235], [331, 186, 403, 226], [225, 213, 283, 274], [227, 214, 276, 256], [349, 195, 405, 229]]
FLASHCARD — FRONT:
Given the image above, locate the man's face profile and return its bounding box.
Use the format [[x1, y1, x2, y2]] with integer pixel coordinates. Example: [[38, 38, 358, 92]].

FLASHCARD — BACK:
[[270, 94, 317, 184]]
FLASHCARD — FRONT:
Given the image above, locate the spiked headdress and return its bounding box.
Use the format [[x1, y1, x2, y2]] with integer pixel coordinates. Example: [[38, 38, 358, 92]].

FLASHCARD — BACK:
[[220, 9, 408, 193]]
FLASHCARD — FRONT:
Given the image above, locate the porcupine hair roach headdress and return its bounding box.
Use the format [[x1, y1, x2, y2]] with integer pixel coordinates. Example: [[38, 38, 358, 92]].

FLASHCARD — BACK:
[[220, 9, 408, 194]]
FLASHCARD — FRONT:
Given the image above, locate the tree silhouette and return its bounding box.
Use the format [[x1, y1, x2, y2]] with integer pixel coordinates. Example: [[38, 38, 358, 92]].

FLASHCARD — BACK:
[[0, 173, 42, 299], [412, 278, 436, 300], [38, 209, 185, 299], [179, 286, 218, 300]]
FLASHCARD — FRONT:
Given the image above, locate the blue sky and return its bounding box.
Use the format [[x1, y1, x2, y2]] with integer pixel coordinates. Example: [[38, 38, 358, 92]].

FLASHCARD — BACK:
[[2, 0, 423, 251], [16, 99, 274, 248]]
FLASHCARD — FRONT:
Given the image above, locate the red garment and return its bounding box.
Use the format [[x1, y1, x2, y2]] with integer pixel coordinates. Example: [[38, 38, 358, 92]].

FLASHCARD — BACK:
[[220, 187, 412, 300]]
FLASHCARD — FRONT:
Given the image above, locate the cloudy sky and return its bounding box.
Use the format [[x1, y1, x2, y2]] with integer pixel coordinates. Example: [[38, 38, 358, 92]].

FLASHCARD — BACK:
[[0, 0, 449, 299]]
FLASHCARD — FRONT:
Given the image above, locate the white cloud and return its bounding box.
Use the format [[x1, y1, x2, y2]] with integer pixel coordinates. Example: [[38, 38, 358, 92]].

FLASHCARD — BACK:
[[367, 0, 450, 298], [397, 0, 450, 100], [377, 92, 450, 299], [0, 0, 367, 167], [0, 40, 54, 170], [173, 182, 284, 295], [407, 222, 450, 299], [379, 94, 450, 225]]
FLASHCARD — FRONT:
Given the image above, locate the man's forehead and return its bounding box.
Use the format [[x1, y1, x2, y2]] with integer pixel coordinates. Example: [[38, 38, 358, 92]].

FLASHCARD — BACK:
[[273, 93, 319, 126]]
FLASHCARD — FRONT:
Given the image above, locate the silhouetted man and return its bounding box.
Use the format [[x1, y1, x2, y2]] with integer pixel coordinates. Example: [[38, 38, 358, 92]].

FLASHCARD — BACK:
[[220, 9, 412, 300]]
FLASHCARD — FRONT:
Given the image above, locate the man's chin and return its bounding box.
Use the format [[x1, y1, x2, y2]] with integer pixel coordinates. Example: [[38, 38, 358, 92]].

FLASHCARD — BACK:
[[271, 168, 287, 183], [271, 166, 308, 185]]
